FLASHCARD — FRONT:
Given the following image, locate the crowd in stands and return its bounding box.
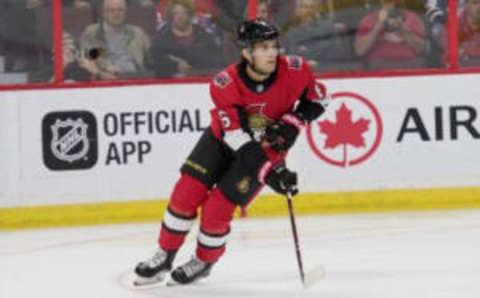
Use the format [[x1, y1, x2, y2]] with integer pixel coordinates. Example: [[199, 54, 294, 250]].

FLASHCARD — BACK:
[[1, 0, 480, 84], [458, 0, 480, 66]]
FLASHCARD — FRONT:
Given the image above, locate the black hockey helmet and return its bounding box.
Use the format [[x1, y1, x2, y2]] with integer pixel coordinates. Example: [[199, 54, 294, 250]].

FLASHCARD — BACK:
[[236, 19, 279, 48]]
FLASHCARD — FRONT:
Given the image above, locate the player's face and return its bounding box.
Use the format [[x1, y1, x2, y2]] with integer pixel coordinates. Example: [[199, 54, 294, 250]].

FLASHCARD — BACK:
[[249, 39, 279, 75]]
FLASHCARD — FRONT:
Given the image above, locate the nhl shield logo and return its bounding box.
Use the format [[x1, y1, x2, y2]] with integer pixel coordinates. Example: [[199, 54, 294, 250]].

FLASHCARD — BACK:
[[50, 118, 90, 163], [42, 111, 98, 170]]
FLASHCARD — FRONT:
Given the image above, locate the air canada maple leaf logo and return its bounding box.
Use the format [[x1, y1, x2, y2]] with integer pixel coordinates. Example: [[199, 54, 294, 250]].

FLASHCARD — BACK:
[[306, 92, 383, 167], [319, 103, 371, 149]]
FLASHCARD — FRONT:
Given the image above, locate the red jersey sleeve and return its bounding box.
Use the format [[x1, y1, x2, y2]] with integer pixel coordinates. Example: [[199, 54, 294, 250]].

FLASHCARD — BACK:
[[301, 57, 328, 103], [283, 55, 329, 109], [277, 55, 329, 129], [283, 55, 328, 103]]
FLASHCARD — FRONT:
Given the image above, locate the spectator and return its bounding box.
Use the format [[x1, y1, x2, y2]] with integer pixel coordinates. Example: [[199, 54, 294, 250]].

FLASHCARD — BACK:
[[328, 0, 380, 66], [0, 0, 51, 72], [214, 0, 287, 65], [74, 0, 92, 8], [29, 32, 100, 82], [282, 0, 349, 72], [213, 0, 291, 33], [257, 0, 270, 20], [80, 0, 152, 80], [156, 0, 216, 33], [458, 0, 480, 66], [255, 0, 295, 27], [62, 0, 92, 8], [424, 0, 448, 67], [128, 0, 155, 6], [354, 0, 426, 69], [332, 0, 379, 38], [214, 1, 248, 65], [425, 0, 447, 24], [90, 0, 154, 20], [215, 0, 247, 35], [151, 0, 222, 78], [26, 0, 46, 8], [269, 0, 297, 30], [0, 0, 13, 56]]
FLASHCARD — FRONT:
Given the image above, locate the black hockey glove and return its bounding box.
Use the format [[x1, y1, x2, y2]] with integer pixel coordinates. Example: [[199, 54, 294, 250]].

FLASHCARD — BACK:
[[265, 164, 298, 196], [294, 98, 325, 123], [265, 120, 299, 152]]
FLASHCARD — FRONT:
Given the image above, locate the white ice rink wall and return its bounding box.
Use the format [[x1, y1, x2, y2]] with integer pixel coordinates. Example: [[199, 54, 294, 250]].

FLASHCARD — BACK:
[[1, 74, 480, 227]]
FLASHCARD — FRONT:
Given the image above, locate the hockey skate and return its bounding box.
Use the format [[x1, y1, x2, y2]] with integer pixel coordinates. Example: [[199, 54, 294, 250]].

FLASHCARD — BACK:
[[167, 256, 214, 286], [133, 248, 176, 287]]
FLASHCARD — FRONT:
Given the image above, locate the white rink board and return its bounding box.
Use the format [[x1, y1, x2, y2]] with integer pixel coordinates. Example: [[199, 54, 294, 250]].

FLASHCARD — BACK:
[[4, 84, 213, 207], [0, 98, 19, 203], [1, 74, 480, 207]]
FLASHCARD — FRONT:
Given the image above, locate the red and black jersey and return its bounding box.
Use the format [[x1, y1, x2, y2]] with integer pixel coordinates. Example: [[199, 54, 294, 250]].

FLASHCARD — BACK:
[[209, 55, 327, 148]]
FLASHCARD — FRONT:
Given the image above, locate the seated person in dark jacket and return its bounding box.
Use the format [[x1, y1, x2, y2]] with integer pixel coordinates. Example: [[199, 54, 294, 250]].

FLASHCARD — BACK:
[[1, 0, 52, 72], [151, 0, 222, 78]]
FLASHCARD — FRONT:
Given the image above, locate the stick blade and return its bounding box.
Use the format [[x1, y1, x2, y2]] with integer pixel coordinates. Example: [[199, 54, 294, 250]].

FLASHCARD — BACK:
[[303, 265, 326, 288]]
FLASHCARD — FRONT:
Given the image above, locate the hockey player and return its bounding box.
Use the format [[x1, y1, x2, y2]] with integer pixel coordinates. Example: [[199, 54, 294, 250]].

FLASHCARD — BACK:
[[133, 19, 330, 286]]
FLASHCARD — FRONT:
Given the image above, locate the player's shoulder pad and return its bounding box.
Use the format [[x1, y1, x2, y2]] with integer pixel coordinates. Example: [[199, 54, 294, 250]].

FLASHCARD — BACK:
[[284, 55, 303, 70], [213, 71, 232, 89]]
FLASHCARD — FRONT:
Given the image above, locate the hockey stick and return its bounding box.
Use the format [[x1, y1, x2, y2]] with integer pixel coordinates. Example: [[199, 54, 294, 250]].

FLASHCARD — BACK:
[[285, 191, 306, 285], [286, 191, 326, 288]]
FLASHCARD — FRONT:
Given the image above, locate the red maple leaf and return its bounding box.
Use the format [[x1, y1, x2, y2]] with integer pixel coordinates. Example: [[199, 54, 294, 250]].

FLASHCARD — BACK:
[[318, 103, 370, 151]]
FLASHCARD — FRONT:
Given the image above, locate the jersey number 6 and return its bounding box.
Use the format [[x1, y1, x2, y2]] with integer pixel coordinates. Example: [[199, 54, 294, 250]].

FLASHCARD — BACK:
[[218, 110, 231, 129]]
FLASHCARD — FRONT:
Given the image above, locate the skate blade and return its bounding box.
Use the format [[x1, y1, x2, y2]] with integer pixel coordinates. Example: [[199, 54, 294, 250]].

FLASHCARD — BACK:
[[165, 276, 203, 287], [133, 273, 167, 288], [166, 277, 181, 287]]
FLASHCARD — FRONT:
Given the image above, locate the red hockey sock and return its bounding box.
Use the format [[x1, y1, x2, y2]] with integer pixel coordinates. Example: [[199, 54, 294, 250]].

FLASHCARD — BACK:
[[196, 188, 237, 263], [159, 174, 209, 250]]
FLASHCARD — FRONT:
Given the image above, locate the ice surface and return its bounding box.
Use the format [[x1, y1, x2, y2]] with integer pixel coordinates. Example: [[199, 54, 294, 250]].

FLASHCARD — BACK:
[[1, 209, 480, 298]]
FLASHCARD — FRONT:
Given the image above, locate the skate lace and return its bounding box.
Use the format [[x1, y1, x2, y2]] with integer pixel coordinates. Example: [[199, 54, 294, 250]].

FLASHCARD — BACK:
[[182, 257, 206, 277], [145, 249, 167, 267]]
